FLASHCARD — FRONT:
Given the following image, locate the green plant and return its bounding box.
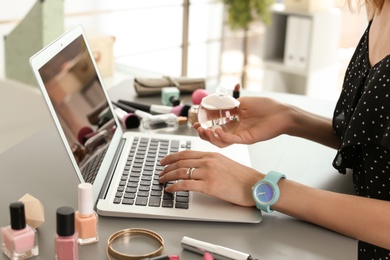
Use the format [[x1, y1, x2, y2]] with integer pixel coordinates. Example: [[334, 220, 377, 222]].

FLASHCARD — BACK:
[[223, 0, 273, 29]]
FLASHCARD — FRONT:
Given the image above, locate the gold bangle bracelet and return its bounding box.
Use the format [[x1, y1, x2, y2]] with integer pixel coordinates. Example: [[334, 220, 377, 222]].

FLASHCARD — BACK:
[[106, 228, 165, 260]]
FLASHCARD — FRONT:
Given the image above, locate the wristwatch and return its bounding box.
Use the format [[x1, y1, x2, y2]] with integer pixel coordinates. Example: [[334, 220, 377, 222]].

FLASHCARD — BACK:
[[252, 171, 286, 213]]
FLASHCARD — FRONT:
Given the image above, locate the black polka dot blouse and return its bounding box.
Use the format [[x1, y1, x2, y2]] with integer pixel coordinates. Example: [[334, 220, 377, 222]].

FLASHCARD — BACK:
[[332, 21, 390, 259]]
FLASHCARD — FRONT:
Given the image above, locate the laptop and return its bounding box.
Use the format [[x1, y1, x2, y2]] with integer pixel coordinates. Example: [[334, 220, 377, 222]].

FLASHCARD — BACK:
[[29, 25, 262, 223]]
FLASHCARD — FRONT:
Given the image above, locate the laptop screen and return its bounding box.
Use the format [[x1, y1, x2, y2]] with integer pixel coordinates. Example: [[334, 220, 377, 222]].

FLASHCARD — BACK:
[[38, 34, 118, 183]]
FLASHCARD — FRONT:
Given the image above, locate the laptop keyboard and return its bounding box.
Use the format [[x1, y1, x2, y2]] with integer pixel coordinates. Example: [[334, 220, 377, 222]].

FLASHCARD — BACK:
[[113, 137, 191, 209], [81, 144, 108, 184]]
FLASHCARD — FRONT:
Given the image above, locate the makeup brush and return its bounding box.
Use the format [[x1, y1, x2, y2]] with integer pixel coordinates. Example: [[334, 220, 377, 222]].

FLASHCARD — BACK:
[[112, 101, 187, 132], [117, 99, 191, 117], [113, 107, 140, 129], [77, 126, 94, 144]]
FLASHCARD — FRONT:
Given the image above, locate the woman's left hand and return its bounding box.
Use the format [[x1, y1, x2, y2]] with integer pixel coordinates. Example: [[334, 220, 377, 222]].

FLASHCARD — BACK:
[[159, 150, 264, 207]]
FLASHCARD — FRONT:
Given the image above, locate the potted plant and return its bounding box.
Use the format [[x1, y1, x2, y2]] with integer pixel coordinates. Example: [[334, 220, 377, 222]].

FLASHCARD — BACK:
[[222, 0, 274, 88], [223, 0, 273, 30]]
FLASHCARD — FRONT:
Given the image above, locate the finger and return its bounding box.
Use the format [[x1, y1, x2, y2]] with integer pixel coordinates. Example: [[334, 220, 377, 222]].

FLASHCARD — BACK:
[[159, 156, 197, 176], [196, 127, 210, 142], [164, 179, 204, 193], [159, 167, 189, 182], [160, 166, 202, 183], [201, 128, 233, 148], [160, 150, 206, 165]]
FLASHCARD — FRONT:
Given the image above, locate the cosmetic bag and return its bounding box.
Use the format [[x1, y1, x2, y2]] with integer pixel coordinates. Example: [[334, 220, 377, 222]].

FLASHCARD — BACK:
[[134, 76, 205, 97]]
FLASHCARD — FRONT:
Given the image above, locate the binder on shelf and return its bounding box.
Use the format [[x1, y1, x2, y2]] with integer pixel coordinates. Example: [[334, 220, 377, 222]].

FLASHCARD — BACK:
[[283, 16, 299, 67], [283, 15, 312, 69], [297, 17, 311, 68]]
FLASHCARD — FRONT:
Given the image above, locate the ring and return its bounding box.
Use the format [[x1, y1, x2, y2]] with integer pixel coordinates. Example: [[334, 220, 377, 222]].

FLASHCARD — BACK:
[[186, 167, 195, 179]]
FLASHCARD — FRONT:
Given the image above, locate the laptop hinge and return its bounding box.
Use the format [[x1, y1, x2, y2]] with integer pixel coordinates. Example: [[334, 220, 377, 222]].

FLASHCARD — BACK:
[[98, 138, 126, 200]]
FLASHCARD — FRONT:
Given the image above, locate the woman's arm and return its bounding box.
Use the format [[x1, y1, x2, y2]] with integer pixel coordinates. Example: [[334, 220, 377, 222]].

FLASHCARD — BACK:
[[275, 178, 390, 250], [159, 151, 390, 250], [194, 96, 341, 149], [286, 105, 340, 149]]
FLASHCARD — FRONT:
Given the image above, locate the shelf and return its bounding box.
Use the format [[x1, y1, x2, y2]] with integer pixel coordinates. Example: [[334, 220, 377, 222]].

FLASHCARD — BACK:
[[263, 59, 307, 76], [261, 4, 341, 94], [271, 3, 334, 16]]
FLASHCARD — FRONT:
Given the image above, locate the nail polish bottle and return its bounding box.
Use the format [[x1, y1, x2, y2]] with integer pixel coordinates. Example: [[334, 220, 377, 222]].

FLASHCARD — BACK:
[[55, 207, 78, 260], [1, 202, 39, 260], [75, 183, 99, 245], [162, 87, 180, 106]]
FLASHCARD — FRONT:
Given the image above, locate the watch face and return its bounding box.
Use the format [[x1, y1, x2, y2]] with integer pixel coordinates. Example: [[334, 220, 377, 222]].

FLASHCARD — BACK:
[[254, 183, 274, 204]]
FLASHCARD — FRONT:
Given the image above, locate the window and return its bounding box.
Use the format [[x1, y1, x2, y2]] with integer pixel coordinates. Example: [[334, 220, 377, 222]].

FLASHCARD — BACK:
[[1, 0, 266, 90]]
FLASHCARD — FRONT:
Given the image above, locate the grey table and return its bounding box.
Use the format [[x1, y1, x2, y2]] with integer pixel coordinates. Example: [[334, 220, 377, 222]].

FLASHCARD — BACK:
[[0, 79, 357, 259]]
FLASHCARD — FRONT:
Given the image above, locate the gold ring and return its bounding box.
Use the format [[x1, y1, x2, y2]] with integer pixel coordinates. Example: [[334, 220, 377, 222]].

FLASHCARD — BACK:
[[106, 228, 165, 260]]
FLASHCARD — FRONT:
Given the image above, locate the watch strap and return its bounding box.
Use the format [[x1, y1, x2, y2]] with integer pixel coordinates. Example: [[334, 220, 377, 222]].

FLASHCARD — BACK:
[[254, 171, 286, 213], [264, 170, 286, 184]]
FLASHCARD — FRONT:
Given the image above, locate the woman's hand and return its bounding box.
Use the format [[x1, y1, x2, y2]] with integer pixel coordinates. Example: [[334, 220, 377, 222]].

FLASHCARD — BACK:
[[159, 150, 264, 207], [194, 96, 339, 149], [194, 96, 293, 148]]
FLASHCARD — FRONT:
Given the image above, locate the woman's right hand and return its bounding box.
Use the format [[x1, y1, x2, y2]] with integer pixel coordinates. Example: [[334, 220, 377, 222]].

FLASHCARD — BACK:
[[194, 96, 294, 148]]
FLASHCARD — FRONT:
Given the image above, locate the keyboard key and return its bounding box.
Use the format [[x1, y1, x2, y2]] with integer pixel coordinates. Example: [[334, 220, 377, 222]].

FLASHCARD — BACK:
[[176, 196, 189, 203], [150, 190, 162, 197], [137, 191, 149, 197], [125, 187, 137, 193], [162, 200, 174, 208], [124, 193, 136, 199], [139, 186, 150, 192], [140, 180, 151, 186], [127, 182, 138, 188], [116, 136, 190, 210], [122, 199, 134, 205], [175, 202, 189, 209], [148, 197, 161, 207], [135, 197, 148, 206], [163, 193, 174, 200], [152, 185, 163, 191], [176, 191, 189, 197]]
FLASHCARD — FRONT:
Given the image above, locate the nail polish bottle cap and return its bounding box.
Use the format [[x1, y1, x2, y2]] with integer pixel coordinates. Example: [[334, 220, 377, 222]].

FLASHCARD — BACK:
[[56, 206, 75, 236], [78, 183, 94, 215], [10, 202, 26, 230]]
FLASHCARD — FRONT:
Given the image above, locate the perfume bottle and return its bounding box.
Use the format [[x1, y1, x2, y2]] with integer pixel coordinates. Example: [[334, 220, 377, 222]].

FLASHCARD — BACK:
[[197, 87, 241, 133], [55, 207, 78, 260], [75, 183, 99, 245], [1, 202, 39, 260]]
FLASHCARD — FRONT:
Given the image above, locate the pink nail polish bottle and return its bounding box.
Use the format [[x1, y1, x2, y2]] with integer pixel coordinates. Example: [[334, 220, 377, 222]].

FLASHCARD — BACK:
[[55, 207, 78, 260], [75, 183, 99, 245], [1, 202, 39, 260]]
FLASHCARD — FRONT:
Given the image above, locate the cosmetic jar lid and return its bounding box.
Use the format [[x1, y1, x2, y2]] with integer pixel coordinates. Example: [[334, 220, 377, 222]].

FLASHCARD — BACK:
[[200, 87, 239, 110], [78, 183, 94, 215], [10, 202, 26, 230], [56, 206, 75, 236]]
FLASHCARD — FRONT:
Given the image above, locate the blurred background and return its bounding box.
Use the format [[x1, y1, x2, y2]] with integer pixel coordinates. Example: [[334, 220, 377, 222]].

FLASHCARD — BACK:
[[0, 0, 368, 152]]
